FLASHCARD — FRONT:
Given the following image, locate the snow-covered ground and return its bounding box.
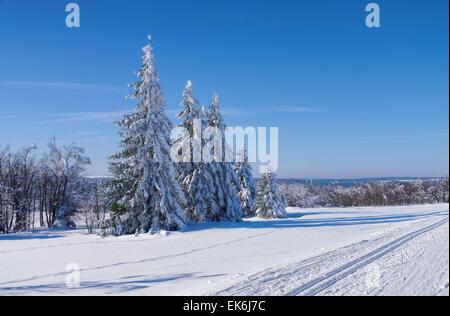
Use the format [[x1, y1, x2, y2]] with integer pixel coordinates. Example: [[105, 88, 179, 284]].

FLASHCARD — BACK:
[[0, 204, 448, 296]]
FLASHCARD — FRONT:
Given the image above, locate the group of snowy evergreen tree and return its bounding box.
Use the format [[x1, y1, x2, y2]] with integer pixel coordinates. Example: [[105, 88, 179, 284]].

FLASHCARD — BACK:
[[175, 82, 242, 223], [104, 40, 286, 235]]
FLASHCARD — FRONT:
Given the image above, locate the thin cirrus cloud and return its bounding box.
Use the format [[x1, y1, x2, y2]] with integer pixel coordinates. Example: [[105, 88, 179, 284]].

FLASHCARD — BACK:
[[0, 80, 320, 117], [213, 106, 321, 115], [40, 106, 320, 124], [273, 106, 321, 113], [356, 133, 449, 140], [40, 111, 128, 124], [0, 80, 125, 92], [41, 109, 183, 124]]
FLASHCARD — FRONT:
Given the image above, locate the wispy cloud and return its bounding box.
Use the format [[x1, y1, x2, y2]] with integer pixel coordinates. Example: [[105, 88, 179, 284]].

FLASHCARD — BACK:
[[357, 133, 449, 140], [0, 81, 125, 92], [273, 106, 321, 113], [41, 111, 127, 124], [200, 106, 321, 116], [37, 105, 319, 125]]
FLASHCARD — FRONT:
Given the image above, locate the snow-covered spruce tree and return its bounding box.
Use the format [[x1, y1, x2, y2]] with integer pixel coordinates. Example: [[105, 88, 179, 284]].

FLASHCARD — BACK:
[[107, 40, 187, 235], [175, 81, 218, 222], [234, 148, 256, 216], [207, 93, 242, 221], [254, 167, 287, 219]]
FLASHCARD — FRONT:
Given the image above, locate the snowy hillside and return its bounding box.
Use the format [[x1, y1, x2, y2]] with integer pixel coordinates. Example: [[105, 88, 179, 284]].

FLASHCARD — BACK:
[[0, 204, 448, 296]]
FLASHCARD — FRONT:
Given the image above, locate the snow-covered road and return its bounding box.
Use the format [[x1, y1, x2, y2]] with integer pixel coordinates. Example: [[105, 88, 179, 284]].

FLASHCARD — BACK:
[[0, 204, 448, 296]]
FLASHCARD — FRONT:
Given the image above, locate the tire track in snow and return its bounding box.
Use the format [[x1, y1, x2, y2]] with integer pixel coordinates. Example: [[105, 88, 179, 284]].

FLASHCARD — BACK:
[[287, 217, 449, 296], [216, 216, 449, 296]]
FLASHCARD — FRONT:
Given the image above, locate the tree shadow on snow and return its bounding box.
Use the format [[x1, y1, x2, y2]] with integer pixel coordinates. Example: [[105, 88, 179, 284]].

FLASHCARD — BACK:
[[0, 273, 194, 295], [0, 233, 63, 241], [188, 210, 449, 231], [247, 210, 449, 229]]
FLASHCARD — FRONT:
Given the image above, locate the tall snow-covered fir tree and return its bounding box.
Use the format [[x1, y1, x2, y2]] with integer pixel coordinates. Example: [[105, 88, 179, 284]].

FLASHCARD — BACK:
[[207, 93, 243, 221], [106, 39, 187, 235], [175, 81, 218, 222], [234, 148, 256, 216], [254, 167, 287, 219]]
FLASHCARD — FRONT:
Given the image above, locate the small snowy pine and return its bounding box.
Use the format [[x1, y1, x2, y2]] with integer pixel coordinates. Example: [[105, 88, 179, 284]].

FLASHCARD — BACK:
[[175, 82, 219, 222], [234, 148, 256, 216], [254, 168, 287, 219], [208, 93, 242, 221]]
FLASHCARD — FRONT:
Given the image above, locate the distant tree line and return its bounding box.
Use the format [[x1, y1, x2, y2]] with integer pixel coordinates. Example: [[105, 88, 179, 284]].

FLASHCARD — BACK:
[[279, 179, 449, 208]]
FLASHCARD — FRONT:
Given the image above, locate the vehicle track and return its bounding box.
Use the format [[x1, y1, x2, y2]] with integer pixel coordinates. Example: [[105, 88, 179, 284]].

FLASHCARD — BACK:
[[216, 216, 449, 296], [288, 217, 449, 296]]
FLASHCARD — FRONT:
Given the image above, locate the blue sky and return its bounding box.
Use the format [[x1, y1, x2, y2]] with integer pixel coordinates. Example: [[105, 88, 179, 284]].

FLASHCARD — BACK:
[[0, 0, 448, 178]]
